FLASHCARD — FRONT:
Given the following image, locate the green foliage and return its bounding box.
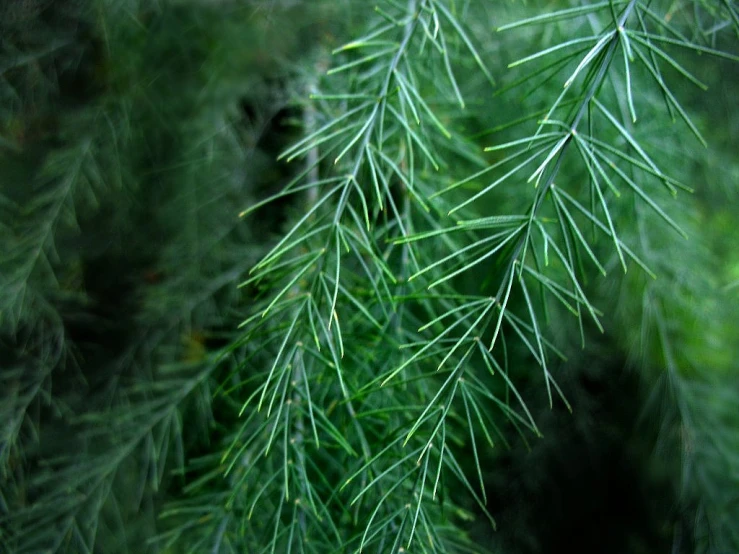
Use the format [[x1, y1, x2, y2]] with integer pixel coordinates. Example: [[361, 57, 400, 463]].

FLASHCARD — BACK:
[[1, 1, 737, 553]]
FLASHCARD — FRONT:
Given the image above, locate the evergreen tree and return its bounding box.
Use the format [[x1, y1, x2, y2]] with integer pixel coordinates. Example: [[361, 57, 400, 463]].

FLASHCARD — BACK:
[[1, 1, 737, 553]]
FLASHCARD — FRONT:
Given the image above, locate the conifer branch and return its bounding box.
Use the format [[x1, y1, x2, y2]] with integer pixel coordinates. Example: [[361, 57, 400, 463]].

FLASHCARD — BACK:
[[2, 1, 737, 552]]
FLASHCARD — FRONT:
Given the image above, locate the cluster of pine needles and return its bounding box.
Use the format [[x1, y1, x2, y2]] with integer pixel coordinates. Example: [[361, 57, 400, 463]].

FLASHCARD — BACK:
[[1, 1, 738, 553]]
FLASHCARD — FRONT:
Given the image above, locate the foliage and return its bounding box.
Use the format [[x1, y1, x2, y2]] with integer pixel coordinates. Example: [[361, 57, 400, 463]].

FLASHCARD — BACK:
[[1, 1, 737, 553]]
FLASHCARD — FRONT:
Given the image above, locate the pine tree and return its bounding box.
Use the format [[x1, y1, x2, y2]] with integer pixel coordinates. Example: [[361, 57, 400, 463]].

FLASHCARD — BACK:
[[1, 1, 738, 553]]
